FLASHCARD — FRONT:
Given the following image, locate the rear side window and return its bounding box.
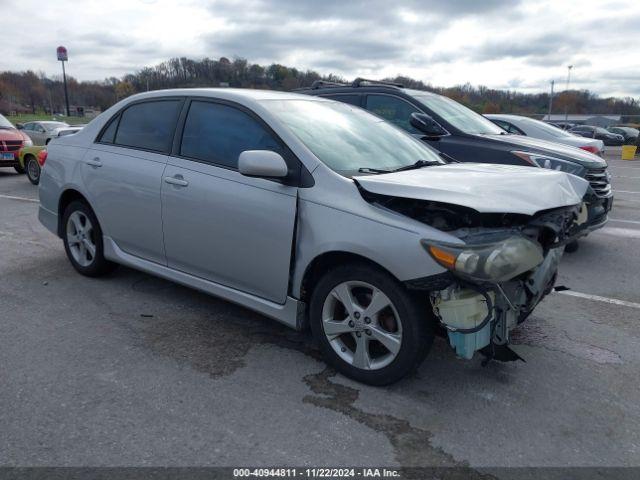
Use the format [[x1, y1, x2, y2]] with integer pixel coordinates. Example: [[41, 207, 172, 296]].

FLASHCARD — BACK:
[[114, 100, 181, 152], [180, 101, 284, 169], [325, 94, 361, 106], [365, 94, 421, 133], [99, 115, 119, 143]]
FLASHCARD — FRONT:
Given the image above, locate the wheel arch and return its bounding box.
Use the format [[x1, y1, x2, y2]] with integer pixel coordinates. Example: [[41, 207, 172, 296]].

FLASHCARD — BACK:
[[299, 250, 399, 304], [57, 189, 91, 237]]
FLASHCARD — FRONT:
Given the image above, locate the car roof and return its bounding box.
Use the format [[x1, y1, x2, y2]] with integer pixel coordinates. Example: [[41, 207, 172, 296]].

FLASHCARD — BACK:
[[123, 88, 331, 104]]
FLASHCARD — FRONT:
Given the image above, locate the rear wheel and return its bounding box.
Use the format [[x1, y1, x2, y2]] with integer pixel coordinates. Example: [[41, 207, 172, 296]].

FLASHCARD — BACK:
[[62, 200, 117, 277], [25, 155, 41, 185], [309, 263, 434, 385]]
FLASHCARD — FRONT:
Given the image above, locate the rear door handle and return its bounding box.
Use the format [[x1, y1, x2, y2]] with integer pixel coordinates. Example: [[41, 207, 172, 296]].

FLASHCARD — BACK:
[[164, 175, 189, 187], [86, 157, 102, 168]]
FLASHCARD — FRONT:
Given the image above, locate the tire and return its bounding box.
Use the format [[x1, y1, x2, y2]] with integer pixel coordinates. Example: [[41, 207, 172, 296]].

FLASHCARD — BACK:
[[14, 165, 25, 174], [309, 263, 435, 386], [62, 200, 117, 277], [25, 155, 41, 185], [565, 240, 579, 253]]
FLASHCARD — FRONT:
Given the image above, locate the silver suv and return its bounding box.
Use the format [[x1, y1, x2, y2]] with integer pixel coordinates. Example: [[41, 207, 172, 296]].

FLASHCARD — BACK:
[[38, 89, 588, 385]]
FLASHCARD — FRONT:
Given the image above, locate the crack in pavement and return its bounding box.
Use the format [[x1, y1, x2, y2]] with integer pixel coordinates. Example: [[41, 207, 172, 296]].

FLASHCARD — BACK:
[[302, 369, 496, 479]]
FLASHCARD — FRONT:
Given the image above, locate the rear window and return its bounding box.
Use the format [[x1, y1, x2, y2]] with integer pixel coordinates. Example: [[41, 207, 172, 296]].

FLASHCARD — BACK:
[[114, 100, 181, 152]]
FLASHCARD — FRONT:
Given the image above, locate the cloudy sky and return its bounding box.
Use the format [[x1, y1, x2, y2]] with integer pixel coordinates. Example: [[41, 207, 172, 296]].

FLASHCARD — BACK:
[[3, 0, 640, 97]]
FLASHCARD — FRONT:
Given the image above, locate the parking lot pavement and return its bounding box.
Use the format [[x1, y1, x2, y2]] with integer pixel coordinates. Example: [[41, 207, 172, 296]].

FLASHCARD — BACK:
[[1, 160, 639, 472]]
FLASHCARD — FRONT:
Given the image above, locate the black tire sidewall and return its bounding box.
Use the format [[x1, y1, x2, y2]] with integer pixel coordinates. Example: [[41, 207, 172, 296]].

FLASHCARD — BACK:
[[62, 200, 114, 277], [309, 263, 434, 386]]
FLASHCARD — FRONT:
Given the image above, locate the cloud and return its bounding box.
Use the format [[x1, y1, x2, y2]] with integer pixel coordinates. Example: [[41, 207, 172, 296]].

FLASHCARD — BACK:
[[2, 0, 639, 98]]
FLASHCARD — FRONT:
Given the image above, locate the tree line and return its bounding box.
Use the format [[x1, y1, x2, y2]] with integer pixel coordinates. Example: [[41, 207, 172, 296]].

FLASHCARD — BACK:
[[1, 56, 639, 118]]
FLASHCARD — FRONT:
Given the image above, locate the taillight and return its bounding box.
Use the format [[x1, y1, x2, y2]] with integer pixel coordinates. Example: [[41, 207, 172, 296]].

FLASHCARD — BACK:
[[580, 145, 600, 154], [37, 149, 47, 167]]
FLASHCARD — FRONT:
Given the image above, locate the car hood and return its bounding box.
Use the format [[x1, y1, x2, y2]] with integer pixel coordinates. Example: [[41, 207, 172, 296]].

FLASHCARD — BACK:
[[482, 133, 606, 167], [0, 128, 25, 141], [354, 163, 588, 216]]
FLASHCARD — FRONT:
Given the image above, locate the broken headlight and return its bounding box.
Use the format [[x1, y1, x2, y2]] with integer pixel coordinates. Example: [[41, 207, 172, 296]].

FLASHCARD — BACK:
[[512, 151, 586, 177], [424, 236, 544, 283]]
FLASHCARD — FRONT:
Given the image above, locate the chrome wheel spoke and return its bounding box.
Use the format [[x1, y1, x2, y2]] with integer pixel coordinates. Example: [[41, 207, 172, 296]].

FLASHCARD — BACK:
[[363, 288, 391, 320], [323, 319, 355, 339], [352, 335, 371, 369], [369, 326, 401, 355], [82, 238, 96, 258], [331, 283, 358, 318]]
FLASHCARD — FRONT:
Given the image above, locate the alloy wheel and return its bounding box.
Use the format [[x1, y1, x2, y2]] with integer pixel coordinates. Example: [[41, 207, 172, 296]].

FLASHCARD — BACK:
[[321, 280, 403, 370], [66, 211, 96, 267]]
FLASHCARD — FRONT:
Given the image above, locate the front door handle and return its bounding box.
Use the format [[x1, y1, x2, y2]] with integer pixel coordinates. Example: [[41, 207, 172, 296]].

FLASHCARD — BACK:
[[164, 175, 189, 187], [86, 157, 102, 168]]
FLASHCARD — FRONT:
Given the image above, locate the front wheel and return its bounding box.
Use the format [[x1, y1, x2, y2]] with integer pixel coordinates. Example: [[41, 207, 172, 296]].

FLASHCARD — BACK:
[[309, 263, 434, 386], [62, 200, 117, 277], [25, 155, 41, 185]]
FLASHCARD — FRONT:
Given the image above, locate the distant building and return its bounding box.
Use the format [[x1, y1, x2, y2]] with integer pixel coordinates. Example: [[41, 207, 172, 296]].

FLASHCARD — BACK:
[[69, 105, 101, 118], [542, 114, 622, 127]]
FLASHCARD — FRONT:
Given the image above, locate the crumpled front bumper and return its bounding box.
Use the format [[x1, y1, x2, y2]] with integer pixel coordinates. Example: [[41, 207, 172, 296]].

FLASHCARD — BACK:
[[430, 247, 563, 360]]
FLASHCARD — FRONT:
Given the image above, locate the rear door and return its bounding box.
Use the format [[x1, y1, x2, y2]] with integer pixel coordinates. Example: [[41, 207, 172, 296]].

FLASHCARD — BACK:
[[85, 98, 183, 264], [161, 98, 298, 303]]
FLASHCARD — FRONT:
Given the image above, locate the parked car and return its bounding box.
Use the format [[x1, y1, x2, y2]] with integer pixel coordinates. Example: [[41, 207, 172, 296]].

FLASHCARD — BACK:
[[301, 79, 612, 250], [39, 89, 590, 385], [18, 145, 47, 185], [608, 126, 639, 144], [18, 121, 71, 145], [569, 125, 625, 146], [0, 113, 33, 173], [56, 124, 86, 138], [544, 121, 576, 130], [486, 114, 604, 155]]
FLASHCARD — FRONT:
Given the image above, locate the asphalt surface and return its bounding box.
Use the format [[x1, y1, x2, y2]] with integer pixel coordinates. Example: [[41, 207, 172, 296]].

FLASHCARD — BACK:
[[1, 147, 639, 473]]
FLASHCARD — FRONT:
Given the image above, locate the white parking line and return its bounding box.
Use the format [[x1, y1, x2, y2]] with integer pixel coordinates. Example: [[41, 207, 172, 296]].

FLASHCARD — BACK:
[[609, 218, 640, 225], [614, 190, 640, 194], [556, 290, 640, 310], [596, 227, 640, 239], [0, 194, 39, 203]]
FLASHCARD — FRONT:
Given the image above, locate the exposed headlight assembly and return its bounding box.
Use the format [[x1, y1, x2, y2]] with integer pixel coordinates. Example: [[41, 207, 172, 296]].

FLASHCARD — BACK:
[[512, 151, 585, 177], [22, 137, 33, 147], [424, 236, 544, 283]]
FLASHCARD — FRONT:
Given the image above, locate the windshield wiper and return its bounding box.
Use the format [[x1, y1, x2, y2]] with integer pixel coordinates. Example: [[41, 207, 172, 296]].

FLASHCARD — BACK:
[[387, 159, 442, 172], [357, 159, 441, 175]]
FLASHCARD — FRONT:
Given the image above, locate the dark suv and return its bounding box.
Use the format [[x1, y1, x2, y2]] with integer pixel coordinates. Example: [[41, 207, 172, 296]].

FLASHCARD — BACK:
[[300, 79, 612, 246]]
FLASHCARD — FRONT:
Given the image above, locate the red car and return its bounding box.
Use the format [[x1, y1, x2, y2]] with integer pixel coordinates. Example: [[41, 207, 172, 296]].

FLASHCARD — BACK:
[[0, 113, 33, 173]]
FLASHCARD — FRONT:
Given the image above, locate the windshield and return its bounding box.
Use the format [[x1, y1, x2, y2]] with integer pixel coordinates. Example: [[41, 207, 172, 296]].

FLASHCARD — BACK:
[[0, 114, 15, 129], [264, 99, 443, 176], [410, 92, 504, 135], [518, 117, 574, 138]]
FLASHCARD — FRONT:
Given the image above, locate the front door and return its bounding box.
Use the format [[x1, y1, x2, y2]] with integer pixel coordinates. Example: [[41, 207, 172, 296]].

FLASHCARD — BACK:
[[161, 99, 298, 303]]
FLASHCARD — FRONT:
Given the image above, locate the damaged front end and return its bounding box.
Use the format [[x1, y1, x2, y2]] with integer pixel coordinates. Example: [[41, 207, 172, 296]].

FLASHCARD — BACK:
[[364, 192, 587, 362]]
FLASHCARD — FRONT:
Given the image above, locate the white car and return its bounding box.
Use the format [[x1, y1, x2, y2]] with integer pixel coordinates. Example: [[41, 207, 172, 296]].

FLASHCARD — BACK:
[[486, 114, 605, 156]]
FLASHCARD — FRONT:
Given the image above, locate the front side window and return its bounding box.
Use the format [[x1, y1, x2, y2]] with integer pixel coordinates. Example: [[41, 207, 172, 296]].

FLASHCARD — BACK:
[[264, 99, 442, 176], [410, 91, 505, 135], [180, 101, 284, 169], [114, 100, 181, 152], [365, 94, 421, 133]]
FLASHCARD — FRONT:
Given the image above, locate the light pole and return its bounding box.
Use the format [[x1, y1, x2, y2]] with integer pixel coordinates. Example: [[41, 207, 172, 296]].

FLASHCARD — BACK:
[[564, 65, 573, 122], [547, 79, 555, 120], [56, 46, 70, 117]]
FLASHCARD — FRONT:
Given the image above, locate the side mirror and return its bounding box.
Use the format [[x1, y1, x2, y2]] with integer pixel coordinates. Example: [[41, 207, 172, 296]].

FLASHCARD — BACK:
[[16, 123, 24, 130], [410, 113, 448, 138], [238, 150, 288, 179]]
